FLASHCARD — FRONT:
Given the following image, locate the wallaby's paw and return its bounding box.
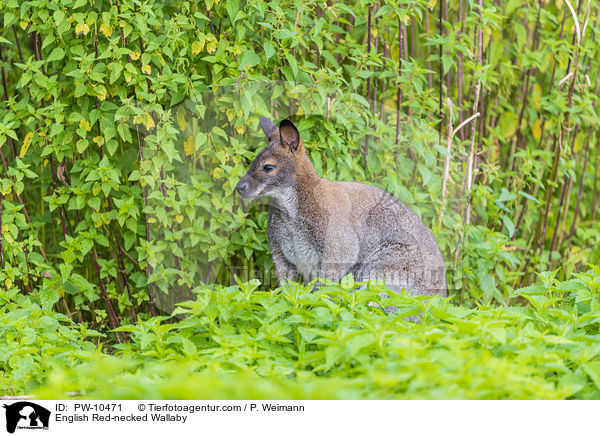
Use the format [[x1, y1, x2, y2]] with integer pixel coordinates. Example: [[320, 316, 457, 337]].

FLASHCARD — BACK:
[[367, 301, 381, 309], [384, 305, 398, 314]]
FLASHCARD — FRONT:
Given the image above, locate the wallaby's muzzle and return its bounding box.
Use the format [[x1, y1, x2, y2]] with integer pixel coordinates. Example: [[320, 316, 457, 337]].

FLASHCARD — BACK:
[[235, 179, 249, 196], [235, 174, 260, 200]]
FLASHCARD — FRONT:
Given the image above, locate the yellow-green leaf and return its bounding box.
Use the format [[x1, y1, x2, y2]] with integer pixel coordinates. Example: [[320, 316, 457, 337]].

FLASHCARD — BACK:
[[19, 132, 34, 158], [177, 107, 187, 131]]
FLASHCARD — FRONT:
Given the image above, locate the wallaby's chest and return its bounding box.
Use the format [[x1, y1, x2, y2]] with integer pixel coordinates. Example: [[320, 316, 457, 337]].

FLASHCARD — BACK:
[[268, 213, 322, 281]]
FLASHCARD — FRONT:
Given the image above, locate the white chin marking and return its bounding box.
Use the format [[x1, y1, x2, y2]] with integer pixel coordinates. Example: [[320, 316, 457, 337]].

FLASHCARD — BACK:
[[243, 187, 267, 200]]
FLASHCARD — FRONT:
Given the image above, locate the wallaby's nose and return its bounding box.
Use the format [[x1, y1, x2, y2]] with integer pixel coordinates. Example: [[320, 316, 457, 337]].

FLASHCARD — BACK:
[[236, 180, 248, 194]]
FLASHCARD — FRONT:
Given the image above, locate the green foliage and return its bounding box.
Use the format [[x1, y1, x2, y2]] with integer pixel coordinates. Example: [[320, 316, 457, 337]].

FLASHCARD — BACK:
[[1, 271, 599, 399], [0, 0, 599, 399], [0, 296, 101, 394], [0, 0, 598, 329]]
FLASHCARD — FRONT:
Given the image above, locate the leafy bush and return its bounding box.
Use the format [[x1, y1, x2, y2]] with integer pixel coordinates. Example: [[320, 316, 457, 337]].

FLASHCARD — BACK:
[[1, 0, 599, 333], [1, 270, 598, 399], [0, 0, 599, 399], [0, 296, 101, 394]]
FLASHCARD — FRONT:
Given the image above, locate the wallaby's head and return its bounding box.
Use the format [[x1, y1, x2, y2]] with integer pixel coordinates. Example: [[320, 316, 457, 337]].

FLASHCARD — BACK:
[[235, 117, 309, 200]]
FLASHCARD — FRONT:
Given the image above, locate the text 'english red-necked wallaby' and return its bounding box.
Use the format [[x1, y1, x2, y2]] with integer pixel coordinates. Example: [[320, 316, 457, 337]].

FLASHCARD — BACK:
[[236, 117, 447, 298]]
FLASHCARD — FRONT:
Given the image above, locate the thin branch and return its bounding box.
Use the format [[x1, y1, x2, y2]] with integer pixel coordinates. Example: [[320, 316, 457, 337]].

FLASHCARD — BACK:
[[454, 0, 483, 271]]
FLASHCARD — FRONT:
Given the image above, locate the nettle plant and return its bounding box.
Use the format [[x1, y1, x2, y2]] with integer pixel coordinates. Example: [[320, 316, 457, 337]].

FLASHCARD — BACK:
[[0, 0, 598, 341], [1, 270, 599, 398]]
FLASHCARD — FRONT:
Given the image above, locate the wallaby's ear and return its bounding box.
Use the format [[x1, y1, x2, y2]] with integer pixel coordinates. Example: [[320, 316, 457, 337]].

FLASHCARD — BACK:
[[260, 116, 277, 140], [279, 119, 300, 153]]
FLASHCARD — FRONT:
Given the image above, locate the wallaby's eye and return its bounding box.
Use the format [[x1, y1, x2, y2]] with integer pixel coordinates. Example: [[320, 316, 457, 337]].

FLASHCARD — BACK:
[[263, 164, 275, 173]]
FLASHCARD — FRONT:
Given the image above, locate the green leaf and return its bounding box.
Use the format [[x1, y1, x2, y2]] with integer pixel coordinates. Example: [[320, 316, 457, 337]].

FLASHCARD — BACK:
[[226, 0, 239, 22], [88, 197, 101, 211], [106, 139, 118, 156], [74, 83, 87, 98], [117, 123, 132, 143], [502, 215, 515, 238], [584, 362, 600, 391], [239, 50, 260, 71], [284, 53, 298, 78], [47, 47, 65, 63], [351, 93, 369, 107], [518, 190, 541, 205], [77, 139, 89, 153], [264, 41, 275, 60], [110, 63, 123, 84], [39, 287, 60, 311], [180, 336, 197, 355]]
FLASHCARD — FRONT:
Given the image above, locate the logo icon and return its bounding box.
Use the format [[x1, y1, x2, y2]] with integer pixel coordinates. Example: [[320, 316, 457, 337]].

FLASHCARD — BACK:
[[2, 402, 50, 434]]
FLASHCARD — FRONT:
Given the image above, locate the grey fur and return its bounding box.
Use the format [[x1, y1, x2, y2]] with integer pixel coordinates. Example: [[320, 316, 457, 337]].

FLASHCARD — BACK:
[[259, 116, 277, 140]]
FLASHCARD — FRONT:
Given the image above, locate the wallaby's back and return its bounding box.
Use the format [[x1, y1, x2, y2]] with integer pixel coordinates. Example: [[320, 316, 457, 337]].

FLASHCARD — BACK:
[[329, 181, 447, 296]]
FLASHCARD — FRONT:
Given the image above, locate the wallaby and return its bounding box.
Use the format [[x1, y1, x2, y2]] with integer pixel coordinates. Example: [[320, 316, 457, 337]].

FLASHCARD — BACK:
[[235, 117, 447, 298]]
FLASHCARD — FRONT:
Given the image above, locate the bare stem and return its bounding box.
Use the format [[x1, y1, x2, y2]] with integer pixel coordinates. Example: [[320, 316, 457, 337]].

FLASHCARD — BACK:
[[454, 0, 483, 270], [364, 4, 372, 170], [0, 194, 4, 270]]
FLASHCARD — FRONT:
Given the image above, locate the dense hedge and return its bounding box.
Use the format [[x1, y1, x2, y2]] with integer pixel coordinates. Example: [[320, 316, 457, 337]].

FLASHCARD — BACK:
[[0, 0, 599, 398], [1, 0, 599, 330], [2, 271, 600, 399]]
